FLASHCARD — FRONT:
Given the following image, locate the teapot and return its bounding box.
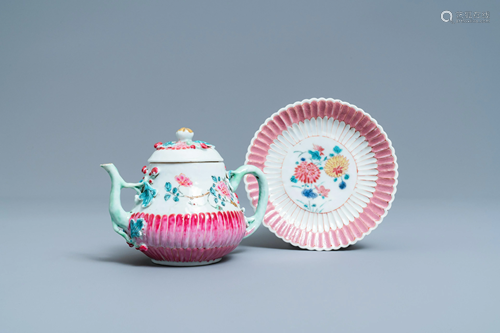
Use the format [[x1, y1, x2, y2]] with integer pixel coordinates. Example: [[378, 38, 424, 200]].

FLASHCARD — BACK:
[[101, 128, 268, 266]]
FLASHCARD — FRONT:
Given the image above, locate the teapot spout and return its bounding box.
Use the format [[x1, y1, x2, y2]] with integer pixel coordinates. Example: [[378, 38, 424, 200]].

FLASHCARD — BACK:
[[101, 163, 143, 243]]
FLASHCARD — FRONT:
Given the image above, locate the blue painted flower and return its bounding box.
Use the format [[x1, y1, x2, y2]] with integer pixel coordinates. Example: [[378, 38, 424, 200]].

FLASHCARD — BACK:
[[334, 146, 342, 154], [130, 218, 145, 239], [139, 183, 157, 207], [339, 181, 346, 190], [301, 157, 306, 161], [308, 150, 321, 160], [344, 174, 350, 180], [290, 175, 298, 183], [302, 188, 318, 199]]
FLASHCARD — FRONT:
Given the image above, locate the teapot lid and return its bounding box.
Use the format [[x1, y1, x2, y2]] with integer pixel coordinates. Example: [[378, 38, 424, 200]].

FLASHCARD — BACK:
[[147, 128, 223, 163]]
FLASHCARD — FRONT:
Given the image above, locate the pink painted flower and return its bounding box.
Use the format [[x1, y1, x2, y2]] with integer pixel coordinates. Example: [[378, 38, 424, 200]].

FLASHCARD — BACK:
[[216, 181, 231, 198], [175, 173, 193, 187], [294, 162, 321, 184], [313, 144, 325, 156], [315, 185, 330, 198]]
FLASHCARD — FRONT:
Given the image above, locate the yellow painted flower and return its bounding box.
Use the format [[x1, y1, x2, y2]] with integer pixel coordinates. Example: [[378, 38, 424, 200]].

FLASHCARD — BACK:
[[324, 155, 349, 178]]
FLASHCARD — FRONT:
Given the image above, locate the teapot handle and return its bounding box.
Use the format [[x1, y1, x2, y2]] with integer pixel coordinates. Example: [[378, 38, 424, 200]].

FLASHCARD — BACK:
[[229, 165, 268, 238]]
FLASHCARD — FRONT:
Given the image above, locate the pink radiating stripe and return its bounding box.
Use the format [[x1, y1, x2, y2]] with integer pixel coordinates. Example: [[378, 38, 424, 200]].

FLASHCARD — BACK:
[[290, 227, 300, 244], [337, 229, 348, 246], [305, 231, 313, 248], [330, 230, 340, 248], [256, 131, 273, 145], [166, 214, 176, 247], [379, 169, 397, 178], [133, 211, 247, 263], [369, 134, 386, 146], [354, 219, 369, 233], [287, 226, 298, 243], [331, 101, 341, 119], [279, 109, 293, 127], [377, 156, 395, 166], [337, 103, 349, 121], [212, 212, 221, 247], [174, 214, 182, 248], [374, 148, 393, 159], [286, 106, 298, 122], [318, 100, 326, 118], [324, 231, 332, 248], [376, 178, 396, 187], [310, 100, 318, 118], [365, 128, 382, 140], [253, 139, 271, 151], [372, 197, 389, 209], [343, 106, 356, 124], [343, 225, 356, 242], [325, 100, 334, 117], [378, 163, 396, 172], [153, 215, 161, 246], [266, 120, 282, 139], [312, 232, 320, 248], [355, 115, 369, 131], [226, 211, 234, 246], [294, 104, 306, 122], [205, 213, 213, 248], [349, 223, 362, 239], [303, 102, 312, 119], [247, 183, 259, 191], [281, 222, 292, 241], [375, 184, 394, 194], [250, 146, 267, 156], [360, 120, 377, 136], [368, 203, 385, 218], [276, 219, 288, 236], [363, 203, 380, 221], [225, 211, 234, 247], [247, 155, 265, 165], [273, 113, 288, 132], [372, 141, 390, 152], [349, 110, 364, 127]]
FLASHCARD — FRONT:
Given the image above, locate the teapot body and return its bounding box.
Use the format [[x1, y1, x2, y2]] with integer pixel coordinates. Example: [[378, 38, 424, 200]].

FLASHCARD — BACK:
[[102, 127, 268, 266], [129, 162, 246, 266]]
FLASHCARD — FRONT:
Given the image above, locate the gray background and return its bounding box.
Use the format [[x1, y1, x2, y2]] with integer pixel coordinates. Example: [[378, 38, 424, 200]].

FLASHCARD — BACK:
[[1, 1, 499, 332]]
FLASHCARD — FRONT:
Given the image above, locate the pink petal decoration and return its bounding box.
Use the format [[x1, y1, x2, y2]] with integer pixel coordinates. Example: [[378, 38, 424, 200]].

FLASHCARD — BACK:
[[244, 98, 398, 250]]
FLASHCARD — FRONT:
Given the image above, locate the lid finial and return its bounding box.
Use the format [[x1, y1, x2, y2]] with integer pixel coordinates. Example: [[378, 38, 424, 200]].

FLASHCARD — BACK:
[[176, 127, 194, 141]]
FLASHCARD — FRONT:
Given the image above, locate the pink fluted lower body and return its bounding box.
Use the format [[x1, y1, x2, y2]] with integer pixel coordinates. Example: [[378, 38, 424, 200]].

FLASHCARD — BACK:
[[129, 211, 246, 264]]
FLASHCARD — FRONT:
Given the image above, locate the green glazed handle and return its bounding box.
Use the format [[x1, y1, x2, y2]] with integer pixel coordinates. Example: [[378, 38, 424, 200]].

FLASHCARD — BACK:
[[229, 165, 268, 238]]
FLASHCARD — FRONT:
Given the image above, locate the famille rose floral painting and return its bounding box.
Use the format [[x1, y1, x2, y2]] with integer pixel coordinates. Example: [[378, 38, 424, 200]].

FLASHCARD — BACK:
[[290, 143, 351, 212], [164, 173, 238, 210], [135, 165, 238, 211], [245, 98, 398, 251]]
